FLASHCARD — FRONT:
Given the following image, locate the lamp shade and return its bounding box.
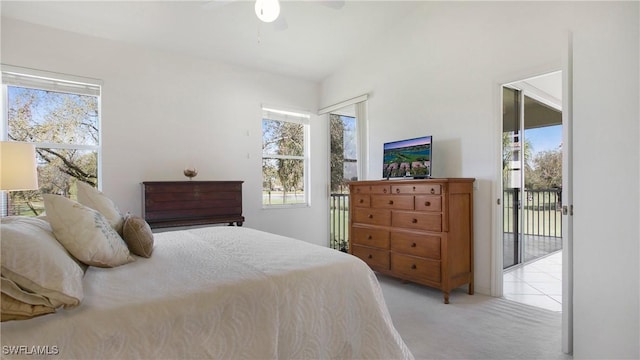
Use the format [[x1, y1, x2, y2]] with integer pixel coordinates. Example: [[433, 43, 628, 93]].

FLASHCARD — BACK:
[[0, 141, 39, 191], [255, 0, 280, 23]]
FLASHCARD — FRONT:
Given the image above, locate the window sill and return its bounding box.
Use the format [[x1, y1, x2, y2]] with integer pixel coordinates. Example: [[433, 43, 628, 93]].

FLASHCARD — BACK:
[[261, 203, 310, 210]]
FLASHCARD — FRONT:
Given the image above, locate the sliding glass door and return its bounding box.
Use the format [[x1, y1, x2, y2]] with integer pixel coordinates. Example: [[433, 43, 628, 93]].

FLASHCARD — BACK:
[[502, 87, 522, 268], [502, 77, 563, 269], [329, 108, 357, 252]]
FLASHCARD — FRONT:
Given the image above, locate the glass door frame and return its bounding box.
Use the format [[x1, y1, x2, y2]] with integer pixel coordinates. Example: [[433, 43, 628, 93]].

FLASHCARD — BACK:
[[328, 109, 357, 252], [319, 95, 368, 251], [502, 86, 525, 269]]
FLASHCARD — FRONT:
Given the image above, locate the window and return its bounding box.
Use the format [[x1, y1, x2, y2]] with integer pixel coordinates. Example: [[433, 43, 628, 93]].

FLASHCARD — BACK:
[[1, 66, 102, 216], [330, 114, 358, 193], [261, 106, 310, 207]]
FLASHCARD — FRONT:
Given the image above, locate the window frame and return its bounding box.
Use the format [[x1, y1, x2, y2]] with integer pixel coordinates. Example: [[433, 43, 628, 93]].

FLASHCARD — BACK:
[[261, 106, 311, 208], [1, 65, 103, 215]]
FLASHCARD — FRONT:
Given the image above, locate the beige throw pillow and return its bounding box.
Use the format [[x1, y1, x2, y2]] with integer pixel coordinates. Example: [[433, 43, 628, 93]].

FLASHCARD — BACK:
[[76, 181, 124, 235], [1, 292, 55, 322], [122, 215, 154, 258], [43, 194, 135, 268], [1, 276, 54, 307], [0, 216, 84, 309]]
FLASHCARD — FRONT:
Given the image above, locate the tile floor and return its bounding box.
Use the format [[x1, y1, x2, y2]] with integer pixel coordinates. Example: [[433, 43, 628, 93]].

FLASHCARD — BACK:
[[503, 250, 563, 312]]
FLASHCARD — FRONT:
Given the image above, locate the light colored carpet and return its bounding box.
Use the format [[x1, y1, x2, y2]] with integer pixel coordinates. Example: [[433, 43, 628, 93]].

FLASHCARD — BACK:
[[377, 274, 573, 360]]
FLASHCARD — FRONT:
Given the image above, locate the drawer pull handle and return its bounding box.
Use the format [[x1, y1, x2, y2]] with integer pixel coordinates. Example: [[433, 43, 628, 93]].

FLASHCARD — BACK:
[[430, 188, 436, 194], [396, 188, 400, 194], [411, 218, 418, 223], [413, 186, 416, 191], [367, 235, 373, 240], [411, 264, 417, 270], [383, 188, 388, 194], [368, 254, 373, 259], [425, 201, 431, 206], [411, 242, 417, 248], [368, 214, 374, 219], [359, 199, 364, 203], [388, 200, 394, 205]]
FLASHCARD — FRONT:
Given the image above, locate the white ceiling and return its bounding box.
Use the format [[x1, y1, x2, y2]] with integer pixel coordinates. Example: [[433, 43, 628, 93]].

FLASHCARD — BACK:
[[1, 0, 425, 82], [510, 71, 562, 110]]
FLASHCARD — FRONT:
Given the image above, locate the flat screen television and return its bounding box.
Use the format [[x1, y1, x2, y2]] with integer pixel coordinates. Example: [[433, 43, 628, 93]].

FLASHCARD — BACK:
[[383, 135, 432, 179]]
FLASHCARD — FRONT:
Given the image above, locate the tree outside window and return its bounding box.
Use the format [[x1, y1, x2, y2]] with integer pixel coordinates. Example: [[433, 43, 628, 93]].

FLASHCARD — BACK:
[[261, 108, 309, 207], [2, 69, 101, 216], [329, 114, 357, 193]]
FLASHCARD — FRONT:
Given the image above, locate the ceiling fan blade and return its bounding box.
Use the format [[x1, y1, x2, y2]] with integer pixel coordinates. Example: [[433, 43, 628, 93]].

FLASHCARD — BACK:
[[201, 0, 236, 10], [319, 0, 345, 10], [273, 15, 288, 31]]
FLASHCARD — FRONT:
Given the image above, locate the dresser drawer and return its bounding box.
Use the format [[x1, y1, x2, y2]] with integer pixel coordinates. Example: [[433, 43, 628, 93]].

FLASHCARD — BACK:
[[391, 253, 441, 284], [371, 185, 391, 194], [415, 195, 442, 212], [353, 208, 391, 226], [352, 194, 370, 207], [352, 185, 370, 194], [352, 245, 390, 271], [352, 226, 390, 249], [352, 185, 392, 194], [392, 211, 442, 231], [390, 231, 441, 260], [371, 195, 414, 210], [392, 183, 442, 195]]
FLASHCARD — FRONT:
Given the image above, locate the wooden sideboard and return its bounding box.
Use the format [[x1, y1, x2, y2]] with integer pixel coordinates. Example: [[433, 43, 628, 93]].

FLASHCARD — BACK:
[[142, 181, 244, 229], [348, 178, 474, 303]]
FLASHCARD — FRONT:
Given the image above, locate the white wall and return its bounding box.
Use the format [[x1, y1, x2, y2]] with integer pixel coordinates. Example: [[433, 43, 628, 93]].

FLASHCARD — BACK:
[[571, 4, 639, 358], [321, 1, 639, 358], [1, 17, 329, 247]]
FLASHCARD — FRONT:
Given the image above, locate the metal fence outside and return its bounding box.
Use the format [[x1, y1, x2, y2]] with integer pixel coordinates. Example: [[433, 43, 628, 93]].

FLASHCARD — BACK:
[[503, 188, 563, 267], [503, 188, 562, 237], [330, 193, 349, 252]]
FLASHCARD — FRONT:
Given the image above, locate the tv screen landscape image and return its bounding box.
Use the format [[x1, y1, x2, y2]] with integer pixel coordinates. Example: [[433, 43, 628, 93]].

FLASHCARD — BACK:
[[383, 135, 432, 179]]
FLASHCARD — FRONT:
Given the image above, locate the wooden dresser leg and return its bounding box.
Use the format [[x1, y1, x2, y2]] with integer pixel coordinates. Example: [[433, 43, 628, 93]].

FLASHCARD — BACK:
[[469, 282, 474, 295], [443, 292, 450, 304]]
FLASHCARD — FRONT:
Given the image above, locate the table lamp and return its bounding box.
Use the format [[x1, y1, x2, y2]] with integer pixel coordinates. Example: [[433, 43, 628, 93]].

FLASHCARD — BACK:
[[0, 141, 39, 191]]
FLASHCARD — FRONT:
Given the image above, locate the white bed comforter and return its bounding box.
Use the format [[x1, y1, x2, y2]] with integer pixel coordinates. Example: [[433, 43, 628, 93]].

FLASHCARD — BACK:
[[1, 226, 413, 360]]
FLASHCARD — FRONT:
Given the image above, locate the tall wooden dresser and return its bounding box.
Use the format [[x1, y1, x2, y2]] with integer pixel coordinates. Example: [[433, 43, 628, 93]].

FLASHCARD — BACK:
[[348, 178, 474, 303], [142, 181, 244, 229]]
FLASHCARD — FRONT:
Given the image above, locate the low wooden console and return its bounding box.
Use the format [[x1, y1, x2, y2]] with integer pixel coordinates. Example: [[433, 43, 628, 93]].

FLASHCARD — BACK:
[[348, 178, 474, 303], [142, 181, 244, 229]]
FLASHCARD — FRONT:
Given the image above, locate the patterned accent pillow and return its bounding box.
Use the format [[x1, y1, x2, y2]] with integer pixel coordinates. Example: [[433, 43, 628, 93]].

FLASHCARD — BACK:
[[43, 194, 135, 268], [0, 216, 84, 309], [76, 181, 124, 236], [122, 215, 154, 258]]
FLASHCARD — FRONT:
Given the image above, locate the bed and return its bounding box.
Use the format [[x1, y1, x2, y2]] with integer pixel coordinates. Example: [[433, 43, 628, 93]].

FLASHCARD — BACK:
[[0, 189, 413, 359]]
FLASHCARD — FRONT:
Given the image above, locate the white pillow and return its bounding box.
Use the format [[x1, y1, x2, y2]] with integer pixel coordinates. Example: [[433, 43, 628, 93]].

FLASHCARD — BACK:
[[0, 216, 84, 309], [76, 181, 124, 235], [43, 194, 135, 268]]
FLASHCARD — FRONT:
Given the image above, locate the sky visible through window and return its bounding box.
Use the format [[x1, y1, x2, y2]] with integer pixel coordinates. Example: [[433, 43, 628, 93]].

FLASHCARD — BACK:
[[525, 125, 562, 155]]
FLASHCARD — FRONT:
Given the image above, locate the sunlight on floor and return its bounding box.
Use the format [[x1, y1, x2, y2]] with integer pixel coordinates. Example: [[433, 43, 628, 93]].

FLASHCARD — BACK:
[[503, 251, 562, 312]]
